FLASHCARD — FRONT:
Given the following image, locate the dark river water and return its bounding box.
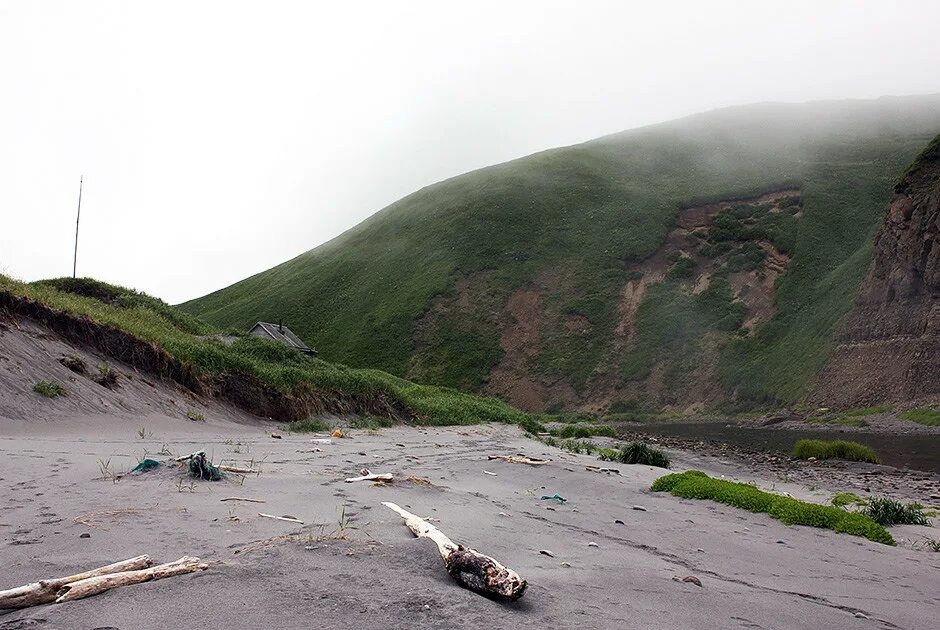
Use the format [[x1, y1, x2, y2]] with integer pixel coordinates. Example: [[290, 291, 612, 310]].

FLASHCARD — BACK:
[[612, 422, 940, 474]]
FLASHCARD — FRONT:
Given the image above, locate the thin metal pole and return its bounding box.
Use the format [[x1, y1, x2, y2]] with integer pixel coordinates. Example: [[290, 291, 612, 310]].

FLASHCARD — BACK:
[[73, 176, 83, 278]]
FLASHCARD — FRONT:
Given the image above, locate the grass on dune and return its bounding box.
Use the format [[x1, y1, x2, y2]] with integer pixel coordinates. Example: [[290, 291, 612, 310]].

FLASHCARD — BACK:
[[899, 406, 940, 426], [1, 276, 539, 430], [652, 470, 894, 545], [792, 439, 880, 464]]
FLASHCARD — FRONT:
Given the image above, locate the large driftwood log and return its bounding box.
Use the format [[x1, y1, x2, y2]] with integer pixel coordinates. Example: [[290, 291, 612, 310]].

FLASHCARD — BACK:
[[382, 502, 527, 601], [0, 555, 153, 609], [55, 556, 208, 603]]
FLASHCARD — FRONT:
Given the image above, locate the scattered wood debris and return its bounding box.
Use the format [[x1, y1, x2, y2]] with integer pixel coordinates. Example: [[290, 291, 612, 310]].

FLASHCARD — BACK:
[[383, 502, 527, 601], [585, 465, 621, 475], [220, 497, 266, 503], [487, 455, 550, 466]]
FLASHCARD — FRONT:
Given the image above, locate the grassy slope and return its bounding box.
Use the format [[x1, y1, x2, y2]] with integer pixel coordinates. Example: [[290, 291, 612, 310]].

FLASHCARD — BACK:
[[182, 95, 940, 409], [0, 276, 533, 428]]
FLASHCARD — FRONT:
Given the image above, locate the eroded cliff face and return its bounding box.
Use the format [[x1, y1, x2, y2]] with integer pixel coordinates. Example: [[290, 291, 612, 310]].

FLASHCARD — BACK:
[[813, 136, 940, 407]]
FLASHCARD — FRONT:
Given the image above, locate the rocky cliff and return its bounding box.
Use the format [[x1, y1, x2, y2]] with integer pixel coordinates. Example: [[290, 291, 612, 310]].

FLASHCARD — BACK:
[[813, 135, 940, 407]]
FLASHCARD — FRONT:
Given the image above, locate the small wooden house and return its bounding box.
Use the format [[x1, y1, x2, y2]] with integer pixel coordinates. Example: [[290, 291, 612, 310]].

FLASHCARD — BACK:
[[248, 321, 317, 356]]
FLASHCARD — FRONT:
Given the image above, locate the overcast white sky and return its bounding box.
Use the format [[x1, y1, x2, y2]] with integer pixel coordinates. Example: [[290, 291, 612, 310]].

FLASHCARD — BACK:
[[2, 1, 939, 303]]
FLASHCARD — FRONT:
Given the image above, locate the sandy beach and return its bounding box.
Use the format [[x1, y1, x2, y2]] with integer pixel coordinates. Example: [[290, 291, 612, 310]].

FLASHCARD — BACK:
[[1, 320, 939, 630]]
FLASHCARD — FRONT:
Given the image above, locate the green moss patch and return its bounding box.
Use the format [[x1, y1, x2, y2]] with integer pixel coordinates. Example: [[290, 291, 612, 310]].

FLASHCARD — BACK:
[[793, 439, 880, 463], [652, 471, 894, 545]]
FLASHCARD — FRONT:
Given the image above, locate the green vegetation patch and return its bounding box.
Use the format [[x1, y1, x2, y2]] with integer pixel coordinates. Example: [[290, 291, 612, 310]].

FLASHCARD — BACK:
[[287, 417, 331, 433], [0, 275, 536, 431], [793, 439, 880, 464], [550, 424, 616, 439], [862, 497, 931, 526], [830, 492, 867, 508], [652, 471, 894, 545], [899, 406, 940, 426], [33, 379, 66, 398], [601, 441, 671, 468]]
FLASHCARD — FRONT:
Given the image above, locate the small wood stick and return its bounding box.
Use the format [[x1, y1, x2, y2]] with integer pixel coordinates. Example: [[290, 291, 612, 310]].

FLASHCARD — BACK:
[[258, 513, 303, 524], [220, 497, 266, 503]]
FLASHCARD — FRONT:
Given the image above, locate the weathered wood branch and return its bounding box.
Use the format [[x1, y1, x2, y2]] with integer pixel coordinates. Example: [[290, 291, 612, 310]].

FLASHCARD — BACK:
[[218, 465, 257, 474], [382, 502, 527, 601], [55, 556, 208, 603], [220, 497, 266, 503], [346, 468, 393, 483], [0, 555, 153, 609]]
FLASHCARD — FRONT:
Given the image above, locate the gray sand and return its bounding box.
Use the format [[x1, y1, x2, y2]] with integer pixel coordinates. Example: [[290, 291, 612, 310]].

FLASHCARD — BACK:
[[1, 322, 939, 629]]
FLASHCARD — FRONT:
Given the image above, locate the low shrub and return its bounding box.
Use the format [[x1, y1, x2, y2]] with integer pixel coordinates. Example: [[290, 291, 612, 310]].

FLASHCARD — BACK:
[[33, 380, 66, 398], [652, 471, 894, 545], [551, 424, 616, 439], [861, 497, 930, 526], [287, 417, 331, 433], [612, 441, 670, 468], [185, 409, 205, 422], [793, 439, 880, 464]]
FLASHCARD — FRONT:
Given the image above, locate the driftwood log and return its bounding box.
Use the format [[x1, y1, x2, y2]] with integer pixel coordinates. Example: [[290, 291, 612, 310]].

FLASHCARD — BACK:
[[0, 555, 153, 609], [383, 502, 527, 601], [55, 556, 208, 602]]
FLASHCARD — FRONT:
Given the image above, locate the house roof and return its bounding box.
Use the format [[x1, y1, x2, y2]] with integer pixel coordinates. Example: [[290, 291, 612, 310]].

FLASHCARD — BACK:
[[250, 322, 316, 354]]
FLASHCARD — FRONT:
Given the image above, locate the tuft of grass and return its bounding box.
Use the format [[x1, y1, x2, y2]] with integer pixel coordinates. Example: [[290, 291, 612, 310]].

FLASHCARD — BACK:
[[793, 439, 880, 464], [899, 406, 940, 426], [185, 409, 205, 422], [33, 379, 66, 398], [287, 417, 331, 433], [652, 470, 894, 545], [609, 441, 671, 468], [831, 492, 867, 508], [861, 497, 930, 526], [59, 354, 86, 374], [550, 424, 616, 439], [559, 439, 598, 455], [94, 363, 119, 388]]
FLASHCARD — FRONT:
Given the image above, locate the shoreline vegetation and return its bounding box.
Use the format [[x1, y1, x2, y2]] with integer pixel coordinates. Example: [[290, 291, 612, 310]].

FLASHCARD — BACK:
[[651, 471, 896, 545]]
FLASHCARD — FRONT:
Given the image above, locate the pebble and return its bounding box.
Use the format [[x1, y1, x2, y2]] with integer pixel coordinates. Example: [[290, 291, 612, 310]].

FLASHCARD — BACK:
[[632, 505, 648, 511], [588, 541, 599, 547], [539, 549, 555, 557], [615, 519, 625, 525], [853, 612, 869, 619], [561, 561, 572, 568], [79, 532, 91, 539]]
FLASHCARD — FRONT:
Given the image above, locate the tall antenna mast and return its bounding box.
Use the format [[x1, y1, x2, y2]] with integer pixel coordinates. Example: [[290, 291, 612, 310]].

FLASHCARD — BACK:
[[73, 176, 83, 278]]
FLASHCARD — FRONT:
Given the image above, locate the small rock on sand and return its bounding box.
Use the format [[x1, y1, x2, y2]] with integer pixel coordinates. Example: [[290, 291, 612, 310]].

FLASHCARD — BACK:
[[588, 541, 599, 547], [632, 505, 648, 511], [539, 549, 555, 557]]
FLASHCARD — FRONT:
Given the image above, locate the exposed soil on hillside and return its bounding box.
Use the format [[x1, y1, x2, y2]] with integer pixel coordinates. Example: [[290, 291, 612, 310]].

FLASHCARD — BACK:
[[812, 139, 940, 408]]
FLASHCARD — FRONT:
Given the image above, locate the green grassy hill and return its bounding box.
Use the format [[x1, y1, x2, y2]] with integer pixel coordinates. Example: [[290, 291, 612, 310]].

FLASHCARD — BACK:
[[182, 95, 940, 413]]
